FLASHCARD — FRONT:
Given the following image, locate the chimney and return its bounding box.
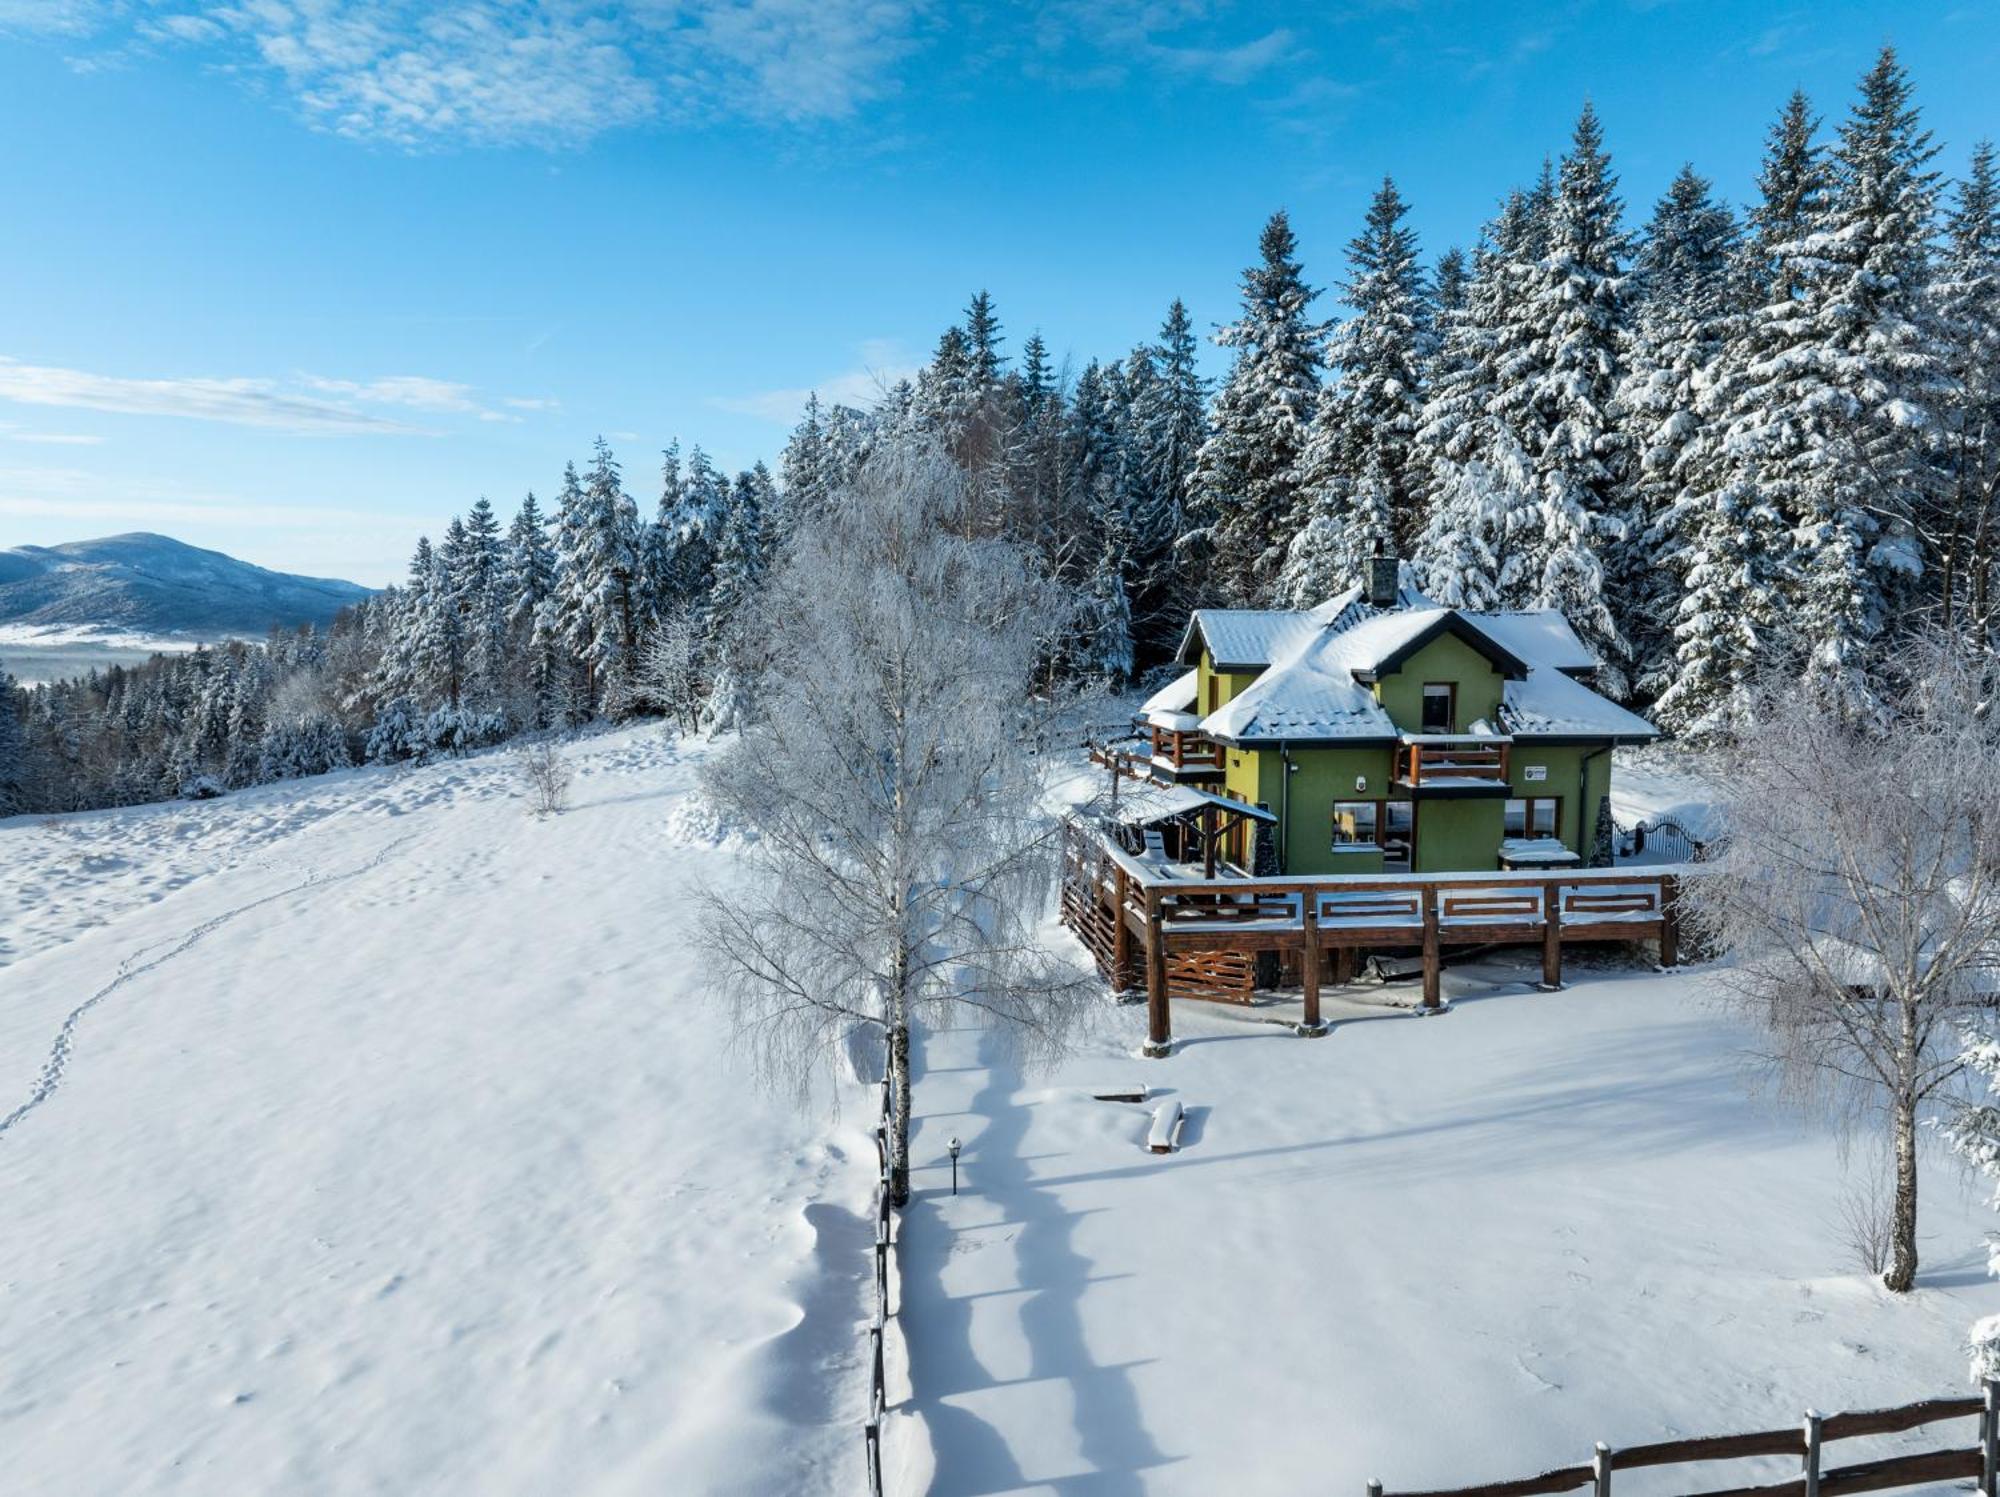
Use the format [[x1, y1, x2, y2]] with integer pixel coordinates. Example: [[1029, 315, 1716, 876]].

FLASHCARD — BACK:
[[1366, 536, 1398, 608]]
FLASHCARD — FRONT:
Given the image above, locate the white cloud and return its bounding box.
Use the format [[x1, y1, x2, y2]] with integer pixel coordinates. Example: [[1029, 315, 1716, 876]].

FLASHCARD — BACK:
[[710, 338, 918, 424], [1030, 1, 1299, 88], [38, 1, 928, 147], [0, 357, 542, 436], [0, 357, 430, 434]]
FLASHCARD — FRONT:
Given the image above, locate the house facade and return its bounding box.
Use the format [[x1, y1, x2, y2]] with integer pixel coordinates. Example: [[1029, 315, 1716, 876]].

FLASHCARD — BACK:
[[1136, 562, 1658, 877]]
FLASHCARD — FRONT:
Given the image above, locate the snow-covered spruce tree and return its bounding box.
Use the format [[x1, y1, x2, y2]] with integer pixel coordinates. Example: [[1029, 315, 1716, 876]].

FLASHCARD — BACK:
[[1682, 637, 2000, 1294], [1508, 102, 1632, 695], [697, 439, 1092, 1207], [552, 439, 644, 714], [1617, 166, 1741, 698], [1318, 176, 1430, 562], [1933, 140, 2000, 637], [1412, 192, 1542, 611], [504, 491, 561, 724], [451, 495, 509, 709], [780, 394, 835, 536], [0, 657, 26, 816], [1655, 94, 1828, 736], [1192, 210, 1327, 604], [1940, 1029, 2000, 1375], [1787, 49, 1941, 715]]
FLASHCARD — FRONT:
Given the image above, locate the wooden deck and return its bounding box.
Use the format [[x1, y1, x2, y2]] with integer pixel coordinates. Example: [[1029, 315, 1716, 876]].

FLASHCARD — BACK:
[[1060, 820, 1685, 1056]]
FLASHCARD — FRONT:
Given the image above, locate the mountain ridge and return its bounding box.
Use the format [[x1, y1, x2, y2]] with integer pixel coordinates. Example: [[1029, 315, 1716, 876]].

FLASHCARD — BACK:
[[0, 533, 373, 639]]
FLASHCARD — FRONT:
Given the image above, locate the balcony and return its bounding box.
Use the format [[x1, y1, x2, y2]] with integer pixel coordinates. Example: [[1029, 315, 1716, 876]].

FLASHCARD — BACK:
[[1394, 735, 1511, 792], [1147, 723, 1225, 778]]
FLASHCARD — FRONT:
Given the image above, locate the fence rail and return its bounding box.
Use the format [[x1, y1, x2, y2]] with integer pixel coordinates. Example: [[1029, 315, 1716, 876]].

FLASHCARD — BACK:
[[1368, 1384, 1999, 1497], [863, 1077, 897, 1497]]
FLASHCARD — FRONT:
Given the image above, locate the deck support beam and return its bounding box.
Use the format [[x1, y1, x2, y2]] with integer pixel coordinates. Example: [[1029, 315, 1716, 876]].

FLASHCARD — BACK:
[[1660, 875, 1681, 967], [1297, 892, 1328, 1037], [1420, 886, 1441, 1010], [1143, 891, 1172, 1058], [1540, 879, 1563, 991], [1111, 864, 1135, 994]]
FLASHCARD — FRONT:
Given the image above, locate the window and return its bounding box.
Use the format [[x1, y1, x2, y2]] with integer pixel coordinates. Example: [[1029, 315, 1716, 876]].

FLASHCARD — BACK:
[[1332, 801, 1379, 846], [1505, 797, 1562, 838], [1421, 682, 1455, 733], [1206, 674, 1220, 714]]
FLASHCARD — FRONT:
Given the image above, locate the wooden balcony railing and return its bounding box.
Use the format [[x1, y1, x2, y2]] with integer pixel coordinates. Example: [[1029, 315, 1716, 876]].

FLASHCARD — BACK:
[[1396, 736, 1510, 787], [1148, 725, 1224, 774]]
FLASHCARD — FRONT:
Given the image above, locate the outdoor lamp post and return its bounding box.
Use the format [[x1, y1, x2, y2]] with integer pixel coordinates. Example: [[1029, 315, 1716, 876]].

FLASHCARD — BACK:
[[947, 1136, 962, 1195]]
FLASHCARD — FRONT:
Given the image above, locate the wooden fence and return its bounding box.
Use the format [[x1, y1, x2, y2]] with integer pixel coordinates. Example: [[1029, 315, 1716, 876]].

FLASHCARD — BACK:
[[1368, 1385, 1999, 1497], [863, 1077, 897, 1497], [1060, 818, 1687, 1054]]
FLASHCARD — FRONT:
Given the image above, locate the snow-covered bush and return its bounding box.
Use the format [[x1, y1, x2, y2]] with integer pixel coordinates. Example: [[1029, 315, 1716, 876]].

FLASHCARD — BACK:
[[258, 714, 354, 782]]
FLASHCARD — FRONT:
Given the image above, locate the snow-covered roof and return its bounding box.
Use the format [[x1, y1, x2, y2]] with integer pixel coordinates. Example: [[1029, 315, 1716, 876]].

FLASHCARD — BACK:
[[1177, 582, 1447, 669], [1466, 611, 1599, 676], [1499, 665, 1658, 739], [1139, 670, 1198, 727], [1107, 781, 1277, 827], [1194, 595, 1658, 745]]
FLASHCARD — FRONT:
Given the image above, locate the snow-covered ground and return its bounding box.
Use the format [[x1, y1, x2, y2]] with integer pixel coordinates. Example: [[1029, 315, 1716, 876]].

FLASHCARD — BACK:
[[0, 727, 872, 1495], [887, 956, 2000, 1496], [9, 720, 1995, 1496]]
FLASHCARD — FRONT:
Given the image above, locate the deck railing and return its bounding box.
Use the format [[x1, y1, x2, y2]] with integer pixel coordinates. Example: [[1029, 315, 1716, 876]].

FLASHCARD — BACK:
[[1396, 737, 1511, 787], [1059, 818, 1688, 1055], [1146, 725, 1225, 773]]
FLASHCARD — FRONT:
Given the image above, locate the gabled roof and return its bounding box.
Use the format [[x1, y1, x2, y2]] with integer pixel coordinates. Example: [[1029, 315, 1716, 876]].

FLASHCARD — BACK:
[[1349, 610, 1529, 683], [1193, 589, 1658, 746], [1175, 581, 1433, 669]]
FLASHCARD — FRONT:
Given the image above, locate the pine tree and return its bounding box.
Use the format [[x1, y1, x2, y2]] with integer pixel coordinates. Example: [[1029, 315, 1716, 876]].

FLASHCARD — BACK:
[[0, 657, 26, 815], [1192, 210, 1328, 603], [1290, 176, 1430, 599], [1512, 102, 1632, 692], [1657, 95, 1828, 732], [1618, 166, 1741, 696], [1787, 48, 1940, 713], [963, 290, 1006, 392], [552, 438, 644, 711], [1933, 140, 2000, 635], [780, 394, 833, 533]]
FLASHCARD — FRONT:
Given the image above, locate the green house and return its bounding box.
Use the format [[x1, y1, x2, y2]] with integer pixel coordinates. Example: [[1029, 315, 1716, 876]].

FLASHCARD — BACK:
[[1135, 564, 1659, 876]]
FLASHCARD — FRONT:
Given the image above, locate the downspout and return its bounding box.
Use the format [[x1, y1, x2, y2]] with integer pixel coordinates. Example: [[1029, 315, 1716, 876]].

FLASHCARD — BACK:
[[1579, 744, 1611, 864], [1279, 742, 1293, 876]]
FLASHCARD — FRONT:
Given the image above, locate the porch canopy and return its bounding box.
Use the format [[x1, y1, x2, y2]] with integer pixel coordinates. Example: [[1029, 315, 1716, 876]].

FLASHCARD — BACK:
[[1106, 781, 1276, 878]]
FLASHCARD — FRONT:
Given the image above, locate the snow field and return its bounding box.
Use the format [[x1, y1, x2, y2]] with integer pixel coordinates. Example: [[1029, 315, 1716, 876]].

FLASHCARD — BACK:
[[889, 953, 2000, 1497], [0, 727, 871, 1496]]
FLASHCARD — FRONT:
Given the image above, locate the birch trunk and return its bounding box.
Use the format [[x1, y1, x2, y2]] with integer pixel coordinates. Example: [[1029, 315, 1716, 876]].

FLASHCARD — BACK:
[[1887, 1091, 1920, 1293]]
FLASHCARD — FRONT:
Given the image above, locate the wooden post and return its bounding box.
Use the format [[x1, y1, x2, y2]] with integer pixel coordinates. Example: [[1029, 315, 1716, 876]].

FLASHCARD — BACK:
[[1202, 806, 1217, 879], [1335, 946, 1356, 985], [1112, 863, 1134, 993], [1299, 891, 1327, 1037], [1420, 885, 1441, 1009], [1144, 890, 1172, 1058], [1983, 1378, 1998, 1497], [1366, 1483, 1383, 1497], [1540, 879, 1563, 991], [1659, 874, 1680, 968], [1802, 1409, 1822, 1497], [1592, 1442, 1611, 1497]]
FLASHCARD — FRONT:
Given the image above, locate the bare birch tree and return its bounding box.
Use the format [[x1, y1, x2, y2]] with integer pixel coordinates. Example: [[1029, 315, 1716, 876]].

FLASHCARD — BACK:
[[697, 440, 1092, 1205], [1680, 638, 2000, 1292]]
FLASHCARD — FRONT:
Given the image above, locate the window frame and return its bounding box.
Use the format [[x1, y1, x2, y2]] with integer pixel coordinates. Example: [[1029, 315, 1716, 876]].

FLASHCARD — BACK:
[[1504, 795, 1564, 840], [1420, 681, 1457, 734]]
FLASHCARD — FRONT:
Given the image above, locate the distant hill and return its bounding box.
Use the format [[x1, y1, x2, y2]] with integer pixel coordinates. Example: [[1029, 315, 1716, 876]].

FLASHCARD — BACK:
[[0, 533, 373, 640]]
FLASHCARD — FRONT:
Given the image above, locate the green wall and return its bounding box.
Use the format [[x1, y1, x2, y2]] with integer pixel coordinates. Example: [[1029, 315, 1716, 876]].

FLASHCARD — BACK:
[[1373, 634, 1505, 732], [1505, 743, 1612, 855], [1415, 797, 1505, 872]]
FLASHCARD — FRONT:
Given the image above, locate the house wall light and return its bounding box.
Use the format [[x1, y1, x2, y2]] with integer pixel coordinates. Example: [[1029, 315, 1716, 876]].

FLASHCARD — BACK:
[[1354, 775, 1368, 793]]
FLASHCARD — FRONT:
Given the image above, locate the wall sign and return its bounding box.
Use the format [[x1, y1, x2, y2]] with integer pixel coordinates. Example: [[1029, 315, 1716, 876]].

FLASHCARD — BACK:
[[1523, 764, 1547, 782]]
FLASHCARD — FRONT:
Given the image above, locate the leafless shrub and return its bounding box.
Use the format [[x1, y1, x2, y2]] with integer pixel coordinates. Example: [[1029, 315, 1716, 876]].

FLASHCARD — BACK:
[[515, 738, 572, 816], [1834, 1166, 1895, 1277]]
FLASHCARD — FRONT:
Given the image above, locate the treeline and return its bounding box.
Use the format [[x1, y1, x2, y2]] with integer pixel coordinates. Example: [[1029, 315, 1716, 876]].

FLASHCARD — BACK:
[[0, 439, 779, 814], [3, 44, 1994, 816], [780, 46, 1996, 733]]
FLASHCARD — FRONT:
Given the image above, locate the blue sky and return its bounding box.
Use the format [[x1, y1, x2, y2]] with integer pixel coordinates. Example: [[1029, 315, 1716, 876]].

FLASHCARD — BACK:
[[0, 1, 1994, 587]]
